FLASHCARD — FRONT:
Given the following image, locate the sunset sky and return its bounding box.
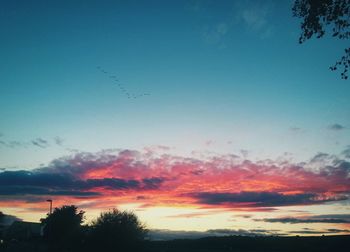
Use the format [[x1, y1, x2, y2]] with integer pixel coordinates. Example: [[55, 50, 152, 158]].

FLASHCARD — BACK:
[[1, 0, 350, 238]]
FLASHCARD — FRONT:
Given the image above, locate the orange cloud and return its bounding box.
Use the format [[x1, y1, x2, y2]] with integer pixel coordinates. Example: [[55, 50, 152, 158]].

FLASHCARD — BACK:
[[0, 149, 349, 212]]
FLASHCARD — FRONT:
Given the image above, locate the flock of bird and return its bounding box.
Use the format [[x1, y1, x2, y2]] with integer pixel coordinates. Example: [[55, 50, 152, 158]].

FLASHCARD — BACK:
[[97, 66, 150, 99]]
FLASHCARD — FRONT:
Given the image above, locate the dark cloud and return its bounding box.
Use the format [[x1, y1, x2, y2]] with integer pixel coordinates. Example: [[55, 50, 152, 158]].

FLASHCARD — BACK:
[[191, 191, 333, 207], [142, 177, 165, 189], [206, 229, 275, 236], [328, 123, 346, 131], [314, 214, 350, 219], [191, 169, 204, 175], [234, 214, 252, 219], [0, 170, 74, 188], [289, 127, 302, 132], [326, 160, 350, 178], [84, 178, 140, 190], [289, 230, 327, 234], [1, 138, 53, 149], [256, 214, 350, 224], [147, 229, 208, 240], [0, 186, 100, 197], [326, 228, 350, 233], [289, 228, 350, 234], [31, 138, 49, 148], [0, 140, 23, 148], [0, 170, 164, 197], [148, 228, 272, 240], [136, 195, 148, 200]]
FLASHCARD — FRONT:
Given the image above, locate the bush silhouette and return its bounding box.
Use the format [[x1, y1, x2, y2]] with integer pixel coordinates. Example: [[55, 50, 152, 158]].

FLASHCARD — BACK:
[[87, 208, 147, 251]]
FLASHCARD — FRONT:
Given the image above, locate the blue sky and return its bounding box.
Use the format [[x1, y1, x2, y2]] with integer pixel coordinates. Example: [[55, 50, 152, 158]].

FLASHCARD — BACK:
[[0, 0, 349, 167]]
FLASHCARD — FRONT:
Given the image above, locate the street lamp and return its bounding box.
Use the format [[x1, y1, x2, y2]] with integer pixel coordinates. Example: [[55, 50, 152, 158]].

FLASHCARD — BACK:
[[46, 199, 53, 215]]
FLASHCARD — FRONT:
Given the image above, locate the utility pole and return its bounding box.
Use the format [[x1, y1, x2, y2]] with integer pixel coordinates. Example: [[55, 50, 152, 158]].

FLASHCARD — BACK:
[[46, 199, 53, 215]]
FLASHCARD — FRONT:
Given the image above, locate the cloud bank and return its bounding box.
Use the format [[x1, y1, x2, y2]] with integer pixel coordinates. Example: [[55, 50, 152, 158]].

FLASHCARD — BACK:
[[0, 148, 349, 211]]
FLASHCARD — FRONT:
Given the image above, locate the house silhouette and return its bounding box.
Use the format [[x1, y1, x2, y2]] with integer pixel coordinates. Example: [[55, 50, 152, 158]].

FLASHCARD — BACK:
[[5, 221, 42, 240]]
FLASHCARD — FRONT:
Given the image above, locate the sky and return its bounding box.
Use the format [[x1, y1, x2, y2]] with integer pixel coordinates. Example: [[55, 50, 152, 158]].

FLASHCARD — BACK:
[[0, 0, 350, 238]]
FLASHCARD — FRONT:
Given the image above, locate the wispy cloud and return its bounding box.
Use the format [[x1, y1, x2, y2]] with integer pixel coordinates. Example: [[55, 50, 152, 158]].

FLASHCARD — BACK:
[[54, 136, 64, 146], [193, 1, 274, 46], [287, 228, 350, 234], [202, 22, 230, 45], [31, 138, 49, 148], [166, 210, 220, 219], [234, 0, 274, 39], [328, 123, 346, 131], [0, 136, 64, 149], [205, 140, 215, 146], [289, 127, 303, 133], [0, 140, 24, 148], [234, 214, 252, 219], [256, 214, 350, 224], [326, 228, 350, 233], [342, 146, 350, 159]]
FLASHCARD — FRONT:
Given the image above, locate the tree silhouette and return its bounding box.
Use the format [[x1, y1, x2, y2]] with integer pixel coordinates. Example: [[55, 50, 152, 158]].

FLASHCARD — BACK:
[[293, 0, 350, 79], [41, 205, 85, 251], [87, 209, 147, 251]]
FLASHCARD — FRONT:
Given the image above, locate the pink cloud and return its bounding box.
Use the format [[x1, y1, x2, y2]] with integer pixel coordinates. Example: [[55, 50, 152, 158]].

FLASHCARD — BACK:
[[0, 149, 349, 211]]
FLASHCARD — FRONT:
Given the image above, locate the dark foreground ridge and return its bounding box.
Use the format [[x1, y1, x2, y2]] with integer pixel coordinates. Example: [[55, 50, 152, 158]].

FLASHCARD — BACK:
[[146, 235, 350, 252], [1, 235, 349, 252]]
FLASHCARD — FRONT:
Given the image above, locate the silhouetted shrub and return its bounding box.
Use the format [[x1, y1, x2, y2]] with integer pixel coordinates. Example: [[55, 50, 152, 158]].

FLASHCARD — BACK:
[[87, 208, 147, 251]]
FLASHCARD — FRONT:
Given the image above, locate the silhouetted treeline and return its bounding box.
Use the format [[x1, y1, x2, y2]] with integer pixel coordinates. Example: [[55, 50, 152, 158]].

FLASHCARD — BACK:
[[1, 205, 147, 252], [1, 205, 349, 252]]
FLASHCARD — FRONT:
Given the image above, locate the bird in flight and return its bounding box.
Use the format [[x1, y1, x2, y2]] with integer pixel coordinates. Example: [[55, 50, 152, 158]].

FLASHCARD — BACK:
[[96, 66, 151, 99]]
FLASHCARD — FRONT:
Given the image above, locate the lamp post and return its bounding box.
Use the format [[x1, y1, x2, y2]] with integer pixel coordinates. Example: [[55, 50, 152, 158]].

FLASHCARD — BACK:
[[46, 199, 53, 215]]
